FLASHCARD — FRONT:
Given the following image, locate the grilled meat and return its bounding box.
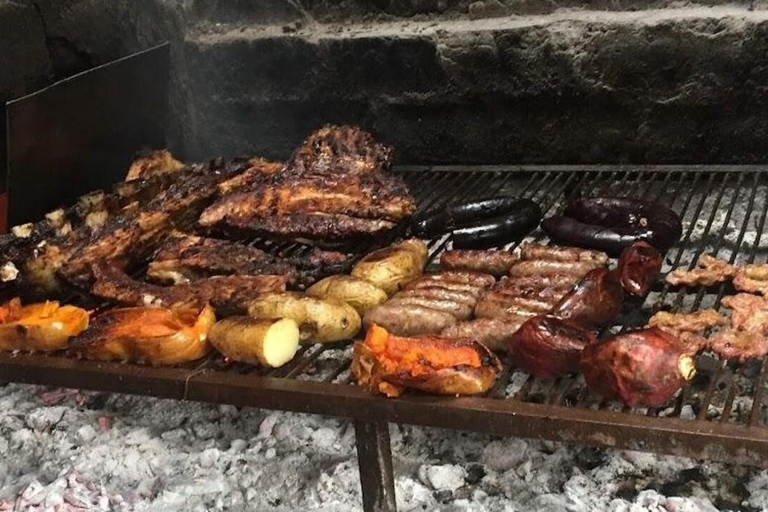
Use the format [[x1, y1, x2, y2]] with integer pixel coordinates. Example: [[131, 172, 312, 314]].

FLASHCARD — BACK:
[[519, 243, 609, 265], [722, 294, 768, 335], [733, 265, 768, 296], [363, 304, 458, 336], [199, 126, 416, 243], [91, 263, 287, 314], [125, 149, 185, 181], [709, 329, 768, 362], [147, 233, 297, 285], [509, 260, 603, 278], [647, 309, 726, 355], [441, 317, 526, 352], [666, 255, 734, 287], [440, 250, 519, 276]]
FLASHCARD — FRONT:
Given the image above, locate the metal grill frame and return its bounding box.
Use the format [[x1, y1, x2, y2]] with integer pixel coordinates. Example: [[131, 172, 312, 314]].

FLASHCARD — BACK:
[[3, 164, 768, 512]]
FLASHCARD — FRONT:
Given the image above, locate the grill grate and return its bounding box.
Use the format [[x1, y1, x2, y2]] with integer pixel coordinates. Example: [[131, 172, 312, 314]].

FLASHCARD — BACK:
[[3, 166, 768, 465]]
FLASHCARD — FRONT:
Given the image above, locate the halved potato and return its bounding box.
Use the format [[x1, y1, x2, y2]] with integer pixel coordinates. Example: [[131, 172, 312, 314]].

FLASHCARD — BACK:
[[247, 292, 360, 343], [0, 298, 89, 352], [306, 275, 388, 315], [71, 305, 215, 365], [210, 317, 299, 367]]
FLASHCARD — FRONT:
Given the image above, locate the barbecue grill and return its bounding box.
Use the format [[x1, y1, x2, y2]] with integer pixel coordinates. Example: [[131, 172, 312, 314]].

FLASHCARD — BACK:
[[1, 164, 767, 511]]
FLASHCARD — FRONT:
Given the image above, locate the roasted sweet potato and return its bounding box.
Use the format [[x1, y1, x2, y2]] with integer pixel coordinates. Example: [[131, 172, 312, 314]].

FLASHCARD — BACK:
[[306, 275, 388, 315], [616, 241, 663, 297], [580, 327, 695, 407], [351, 239, 428, 295], [247, 292, 361, 343], [209, 317, 300, 367], [0, 298, 89, 352], [509, 315, 597, 377], [352, 324, 502, 397], [71, 305, 215, 365], [552, 268, 624, 328]]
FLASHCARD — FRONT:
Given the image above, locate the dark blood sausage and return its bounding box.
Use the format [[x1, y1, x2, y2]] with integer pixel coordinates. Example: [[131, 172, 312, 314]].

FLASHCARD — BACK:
[[580, 327, 696, 407], [451, 200, 542, 249], [616, 241, 663, 297], [396, 286, 478, 307], [552, 267, 624, 328], [414, 197, 538, 237], [386, 296, 474, 320], [509, 315, 597, 377], [442, 317, 526, 352], [541, 197, 682, 256], [440, 250, 519, 277], [363, 304, 457, 336]]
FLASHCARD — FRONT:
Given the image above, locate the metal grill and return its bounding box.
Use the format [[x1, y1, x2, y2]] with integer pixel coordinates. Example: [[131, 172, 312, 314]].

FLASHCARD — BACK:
[[3, 165, 768, 468]]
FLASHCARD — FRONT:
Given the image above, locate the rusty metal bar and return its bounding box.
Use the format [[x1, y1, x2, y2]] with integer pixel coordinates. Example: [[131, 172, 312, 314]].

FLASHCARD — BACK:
[[355, 420, 397, 512]]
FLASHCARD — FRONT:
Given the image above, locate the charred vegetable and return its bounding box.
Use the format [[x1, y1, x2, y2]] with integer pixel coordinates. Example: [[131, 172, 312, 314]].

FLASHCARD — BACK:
[[352, 324, 502, 397], [306, 275, 388, 315], [0, 298, 89, 352], [552, 268, 624, 328], [71, 306, 215, 365], [248, 292, 361, 343], [542, 197, 682, 255], [509, 315, 597, 377], [351, 239, 427, 295], [209, 317, 300, 367], [616, 241, 663, 297], [580, 327, 695, 407]]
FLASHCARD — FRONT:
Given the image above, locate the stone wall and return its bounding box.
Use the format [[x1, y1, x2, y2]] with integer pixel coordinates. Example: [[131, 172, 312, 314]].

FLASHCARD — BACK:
[[3, 0, 768, 166]]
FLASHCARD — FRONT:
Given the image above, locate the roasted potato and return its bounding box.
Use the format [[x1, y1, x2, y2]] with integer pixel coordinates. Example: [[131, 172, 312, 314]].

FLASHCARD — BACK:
[[351, 239, 428, 295], [247, 292, 361, 343], [352, 324, 502, 397], [306, 275, 388, 315], [210, 317, 300, 367], [71, 305, 215, 365], [0, 298, 89, 352]]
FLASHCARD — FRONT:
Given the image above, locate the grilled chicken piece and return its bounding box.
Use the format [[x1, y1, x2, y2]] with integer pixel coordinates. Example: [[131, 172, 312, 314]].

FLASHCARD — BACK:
[[125, 149, 185, 181], [647, 309, 726, 355], [709, 329, 768, 362], [199, 126, 416, 242], [666, 255, 735, 287], [722, 294, 768, 335], [733, 265, 768, 296], [91, 264, 287, 314], [147, 233, 297, 285]]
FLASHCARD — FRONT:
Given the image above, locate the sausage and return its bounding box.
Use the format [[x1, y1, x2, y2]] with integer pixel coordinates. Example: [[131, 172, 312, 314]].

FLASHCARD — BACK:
[[414, 197, 539, 237], [496, 274, 581, 292], [542, 197, 682, 256], [451, 200, 542, 249], [477, 292, 554, 315], [403, 279, 486, 297], [552, 267, 624, 328], [441, 318, 525, 352], [487, 287, 565, 308], [440, 250, 519, 277], [509, 315, 597, 377], [363, 304, 457, 336], [416, 271, 496, 289], [520, 242, 609, 264], [386, 296, 473, 320], [474, 295, 539, 320], [395, 286, 478, 306], [509, 260, 603, 278], [616, 241, 663, 297]]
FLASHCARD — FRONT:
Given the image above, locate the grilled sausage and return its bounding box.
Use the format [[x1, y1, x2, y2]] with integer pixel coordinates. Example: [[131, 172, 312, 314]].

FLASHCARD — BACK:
[[441, 317, 525, 352], [414, 196, 539, 238], [403, 279, 486, 297], [495, 274, 581, 292], [616, 241, 663, 297], [440, 250, 519, 277], [451, 201, 542, 249], [542, 197, 682, 256], [474, 296, 539, 321], [552, 267, 624, 328], [520, 243, 609, 264], [477, 292, 554, 315], [363, 304, 457, 336], [386, 296, 473, 320], [509, 260, 602, 278], [416, 271, 496, 289], [395, 286, 478, 306]]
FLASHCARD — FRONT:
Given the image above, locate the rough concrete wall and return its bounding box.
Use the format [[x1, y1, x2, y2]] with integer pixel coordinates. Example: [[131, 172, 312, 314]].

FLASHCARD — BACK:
[[3, 1, 768, 165]]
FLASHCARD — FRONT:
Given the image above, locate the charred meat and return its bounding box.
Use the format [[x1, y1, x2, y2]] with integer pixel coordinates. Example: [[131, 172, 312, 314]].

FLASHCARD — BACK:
[[666, 255, 735, 287]]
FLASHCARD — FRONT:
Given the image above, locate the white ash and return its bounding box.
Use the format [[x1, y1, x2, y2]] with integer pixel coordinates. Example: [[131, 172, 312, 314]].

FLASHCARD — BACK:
[[1, 383, 768, 510]]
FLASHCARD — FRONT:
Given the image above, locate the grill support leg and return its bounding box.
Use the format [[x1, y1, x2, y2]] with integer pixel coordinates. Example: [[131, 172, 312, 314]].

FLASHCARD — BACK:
[[355, 419, 397, 512]]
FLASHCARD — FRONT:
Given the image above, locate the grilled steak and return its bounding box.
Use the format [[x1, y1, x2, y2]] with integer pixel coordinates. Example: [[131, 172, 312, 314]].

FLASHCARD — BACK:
[[199, 126, 416, 243], [147, 233, 297, 285], [91, 263, 287, 314]]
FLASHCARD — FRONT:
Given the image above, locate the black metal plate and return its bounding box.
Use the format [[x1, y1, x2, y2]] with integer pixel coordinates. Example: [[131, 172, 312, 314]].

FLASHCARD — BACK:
[[5, 43, 170, 225]]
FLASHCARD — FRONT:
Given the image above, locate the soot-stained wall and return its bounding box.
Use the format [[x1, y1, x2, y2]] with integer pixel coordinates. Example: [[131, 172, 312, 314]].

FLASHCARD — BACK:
[[3, 0, 768, 165]]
